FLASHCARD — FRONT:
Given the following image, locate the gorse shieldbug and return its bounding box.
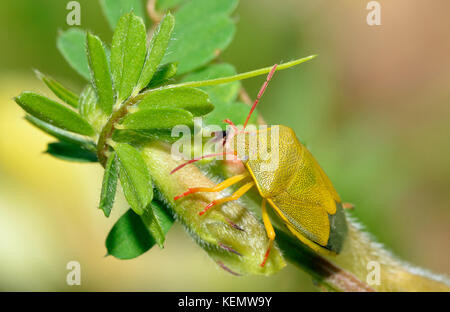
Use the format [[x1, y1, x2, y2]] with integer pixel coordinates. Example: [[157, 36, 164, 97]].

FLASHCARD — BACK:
[[172, 65, 348, 266]]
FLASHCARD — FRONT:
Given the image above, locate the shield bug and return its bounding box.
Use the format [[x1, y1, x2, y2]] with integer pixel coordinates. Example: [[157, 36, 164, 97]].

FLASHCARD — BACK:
[[171, 65, 348, 266]]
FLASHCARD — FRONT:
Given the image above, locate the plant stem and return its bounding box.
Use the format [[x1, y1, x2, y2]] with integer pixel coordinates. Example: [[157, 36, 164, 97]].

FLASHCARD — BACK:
[[275, 230, 375, 292], [96, 96, 140, 166], [168, 55, 317, 89], [131, 55, 317, 103], [140, 143, 373, 291]]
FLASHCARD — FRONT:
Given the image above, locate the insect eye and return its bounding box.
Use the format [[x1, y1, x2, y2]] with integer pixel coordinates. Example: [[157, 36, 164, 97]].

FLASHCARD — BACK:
[[221, 130, 230, 146]]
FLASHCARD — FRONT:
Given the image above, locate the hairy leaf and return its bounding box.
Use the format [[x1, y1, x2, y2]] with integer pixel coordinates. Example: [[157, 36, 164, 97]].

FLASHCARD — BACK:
[[105, 203, 173, 259], [111, 12, 147, 102], [87, 32, 115, 115], [136, 13, 175, 91], [163, 0, 237, 74], [115, 143, 153, 215], [46, 142, 98, 163], [78, 84, 97, 119], [25, 115, 95, 149], [15, 92, 94, 136], [141, 201, 174, 248], [147, 62, 178, 88], [138, 87, 213, 116], [100, 0, 146, 30], [57, 29, 90, 80], [120, 108, 194, 130], [34, 70, 79, 108], [99, 152, 119, 217], [112, 129, 177, 144]]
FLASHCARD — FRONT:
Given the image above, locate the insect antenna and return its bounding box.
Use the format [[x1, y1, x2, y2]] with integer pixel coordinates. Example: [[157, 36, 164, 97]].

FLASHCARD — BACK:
[[243, 64, 278, 129], [224, 119, 238, 133], [170, 151, 238, 174], [171, 64, 277, 174]]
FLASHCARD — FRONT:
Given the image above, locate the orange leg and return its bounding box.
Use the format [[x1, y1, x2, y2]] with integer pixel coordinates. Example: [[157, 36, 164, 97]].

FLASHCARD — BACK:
[[199, 181, 255, 216], [174, 172, 249, 201], [342, 202, 355, 210], [260, 199, 275, 267]]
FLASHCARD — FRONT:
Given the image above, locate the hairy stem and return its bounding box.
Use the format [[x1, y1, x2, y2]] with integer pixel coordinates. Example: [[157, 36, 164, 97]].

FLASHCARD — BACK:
[[329, 218, 450, 291], [141, 143, 374, 291], [140, 142, 450, 291], [96, 96, 141, 166]]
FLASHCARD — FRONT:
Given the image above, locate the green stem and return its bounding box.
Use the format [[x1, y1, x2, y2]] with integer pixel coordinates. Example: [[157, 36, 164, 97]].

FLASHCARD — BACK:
[[275, 230, 375, 292], [133, 55, 317, 102], [170, 55, 317, 89], [141, 143, 373, 291], [96, 96, 140, 166]]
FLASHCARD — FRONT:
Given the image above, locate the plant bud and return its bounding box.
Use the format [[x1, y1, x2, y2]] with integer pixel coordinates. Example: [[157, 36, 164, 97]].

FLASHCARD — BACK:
[[141, 142, 286, 275]]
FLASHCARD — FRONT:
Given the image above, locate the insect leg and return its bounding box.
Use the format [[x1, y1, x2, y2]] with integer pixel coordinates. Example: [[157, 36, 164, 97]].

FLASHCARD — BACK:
[[199, 181, 255, 216], [173, 172, 249, 201], [170, 151, 237, 174], [260, 199, 275, 267], [342, 202, 355, 210]]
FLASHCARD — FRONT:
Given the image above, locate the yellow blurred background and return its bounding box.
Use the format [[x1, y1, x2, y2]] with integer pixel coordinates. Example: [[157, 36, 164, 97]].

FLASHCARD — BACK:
[[0, 0, 449, 291]]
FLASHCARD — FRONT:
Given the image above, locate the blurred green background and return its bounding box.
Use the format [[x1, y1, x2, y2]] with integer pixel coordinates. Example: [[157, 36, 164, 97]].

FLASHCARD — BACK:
[[0, 0, 449, 291]]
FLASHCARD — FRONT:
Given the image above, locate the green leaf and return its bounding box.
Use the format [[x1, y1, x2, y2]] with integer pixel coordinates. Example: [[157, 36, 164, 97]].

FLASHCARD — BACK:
[[34, 70, 79, 108], [15, 92, 94, 136], [78, 84, 97, 119], [100, 0, 146, 30], [156, 0, 185, 11], [112, 129, 178, 144], [25, 115, 96, 150], [163, 0, 237, 74], [137, 87, 213, 116], [147, 62, 178, 88], [106, 209, 151, 259], [205, 101, 257, 130], [120, 108, 194, 130], [141, 201, 173, 248], [165, 17, 235, 75], [182, 63, 250, 130], [105, 203, 174, 259], [99, 152, 119, 217], [57, 29, 90, 80], [175, 0, 238, 22], [115, 143, 153, 215], [182, 63, 240, 106], [87, 32, 115, 115], [136, 13, 175, 91], [46, 142, 98, 163], [111, 12, 147, 102]]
